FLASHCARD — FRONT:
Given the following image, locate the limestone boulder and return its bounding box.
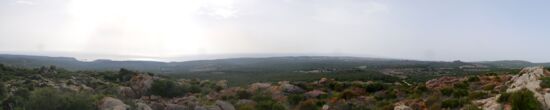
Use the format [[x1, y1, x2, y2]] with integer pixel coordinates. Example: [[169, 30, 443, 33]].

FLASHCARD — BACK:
[[215, 100, 235, 110], [129, 73, 154, 97], [97, 97, 129, 110]]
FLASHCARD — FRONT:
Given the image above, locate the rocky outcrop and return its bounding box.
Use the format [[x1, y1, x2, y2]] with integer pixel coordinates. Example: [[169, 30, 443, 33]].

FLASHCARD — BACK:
[[393, 103, 412, 110], [118, 86, 136, 98], [506, 66, 550, 92], [216, 80, 228, 89], [136, 102, 153, 110], [473, 95, 502, 110], [205, 105, 222, 110], [98, 97, 129, 110], [305, 90, 327, 98], [129, 73, 154, 97], [474, 66, 550, 110], [506, 66, 550, 109], [425, 76, 465, 89], [165, 104, 187, 110], [248, 83, 271, 92], [149, 102, 165, 110], [279, 81, 305, 93]]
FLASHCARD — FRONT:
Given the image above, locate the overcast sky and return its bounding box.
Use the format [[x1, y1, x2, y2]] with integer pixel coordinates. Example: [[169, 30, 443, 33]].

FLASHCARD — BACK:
[[1, 0, 549, 62]]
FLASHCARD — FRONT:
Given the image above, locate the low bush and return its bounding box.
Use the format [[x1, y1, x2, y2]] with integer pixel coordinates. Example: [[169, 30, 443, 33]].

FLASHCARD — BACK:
[[364, 82, 385, 93], [441, 99, 463, 108], [498, 89, 542, 110], [440, 88, 454, 96], [287, 94, 305, 105], [150, 80, 186, 98], [540, 77, 550, 88], [509, 89, 541, 110], [25, 88, 96, 110]]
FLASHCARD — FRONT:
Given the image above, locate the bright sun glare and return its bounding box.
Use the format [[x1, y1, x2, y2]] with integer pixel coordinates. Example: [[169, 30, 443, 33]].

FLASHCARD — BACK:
[[65, 0, 236, 58]]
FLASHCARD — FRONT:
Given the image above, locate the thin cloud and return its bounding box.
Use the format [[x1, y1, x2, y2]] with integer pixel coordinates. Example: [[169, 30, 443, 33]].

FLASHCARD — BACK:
[[15, 0, 35, 5]]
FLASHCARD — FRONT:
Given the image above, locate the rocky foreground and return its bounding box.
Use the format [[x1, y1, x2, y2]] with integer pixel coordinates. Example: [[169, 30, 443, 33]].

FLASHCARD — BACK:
[[0, 64, 549, 110]]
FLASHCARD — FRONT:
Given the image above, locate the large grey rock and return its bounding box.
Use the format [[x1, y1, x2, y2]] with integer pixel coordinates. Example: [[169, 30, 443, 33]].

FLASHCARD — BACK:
[[118, 86, 136, 98], [136, 102, 153, 110], [205, 105, 221, 110], [215, 100, 235, 110], [475, 66, 550, 110], [248, 83, 271, 92], [129, 74, 154, 97], [149, 102, 165, 110], [507, 66, 549, 92], [507, 66, 550, 109], [393, 104, 412, 110], [236, 99, 256, 105], [165, 104, 187, 110], [194, 106, 207, 110], [279, 81, 305, 93], [304, 90, 326, 98], [216, 80, 228, 89], [98, 97, 129, 110], [473, 95, 502, 110]]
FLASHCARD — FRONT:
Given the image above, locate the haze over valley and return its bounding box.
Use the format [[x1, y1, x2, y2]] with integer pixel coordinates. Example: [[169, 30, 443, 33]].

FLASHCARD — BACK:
[[1, 0, 550, 110]]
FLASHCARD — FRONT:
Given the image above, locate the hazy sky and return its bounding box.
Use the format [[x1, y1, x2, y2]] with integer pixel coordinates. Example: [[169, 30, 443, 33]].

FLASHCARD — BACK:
[[1, 0, 549, 62]]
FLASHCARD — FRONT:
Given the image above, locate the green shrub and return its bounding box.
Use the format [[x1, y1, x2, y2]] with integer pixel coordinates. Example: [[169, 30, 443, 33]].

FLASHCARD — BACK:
[[441, 99, 462, 108], [374, 90, 396, 100], [329, 82, 345, 91], [188, 85, 201, 93], [0, 82, 5, 100], [237, 104, 256, 110], [251, 92, 286, 110], [237, 90, 252, 99], [364, 82, 385, 93], [296, 100, 318, 110], [340, 89, 358, 100], [483, 84, 496, 91], [453, 82, 469, 89], [414, 84, 428, 93], [497, 92, 510, 103], [150, 80, 186, 98], [497, 89, 542, 110], [452, 89, 469, 98], [540, 77, 550, 88], [467, 76, 480, 82], [255, 100, 286, 110], [468, 91, 489, 100], [287, 94, 305, 105], [440, 88, 453, 96], [25, 88, 95, 110], [425, 94, 441, 105], [509, 89, 542, 110]]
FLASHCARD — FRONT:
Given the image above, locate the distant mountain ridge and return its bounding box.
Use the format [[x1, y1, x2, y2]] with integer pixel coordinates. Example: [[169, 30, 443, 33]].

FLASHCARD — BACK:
[[475, 60, 550, 68], [0, 54, 547, 74]]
